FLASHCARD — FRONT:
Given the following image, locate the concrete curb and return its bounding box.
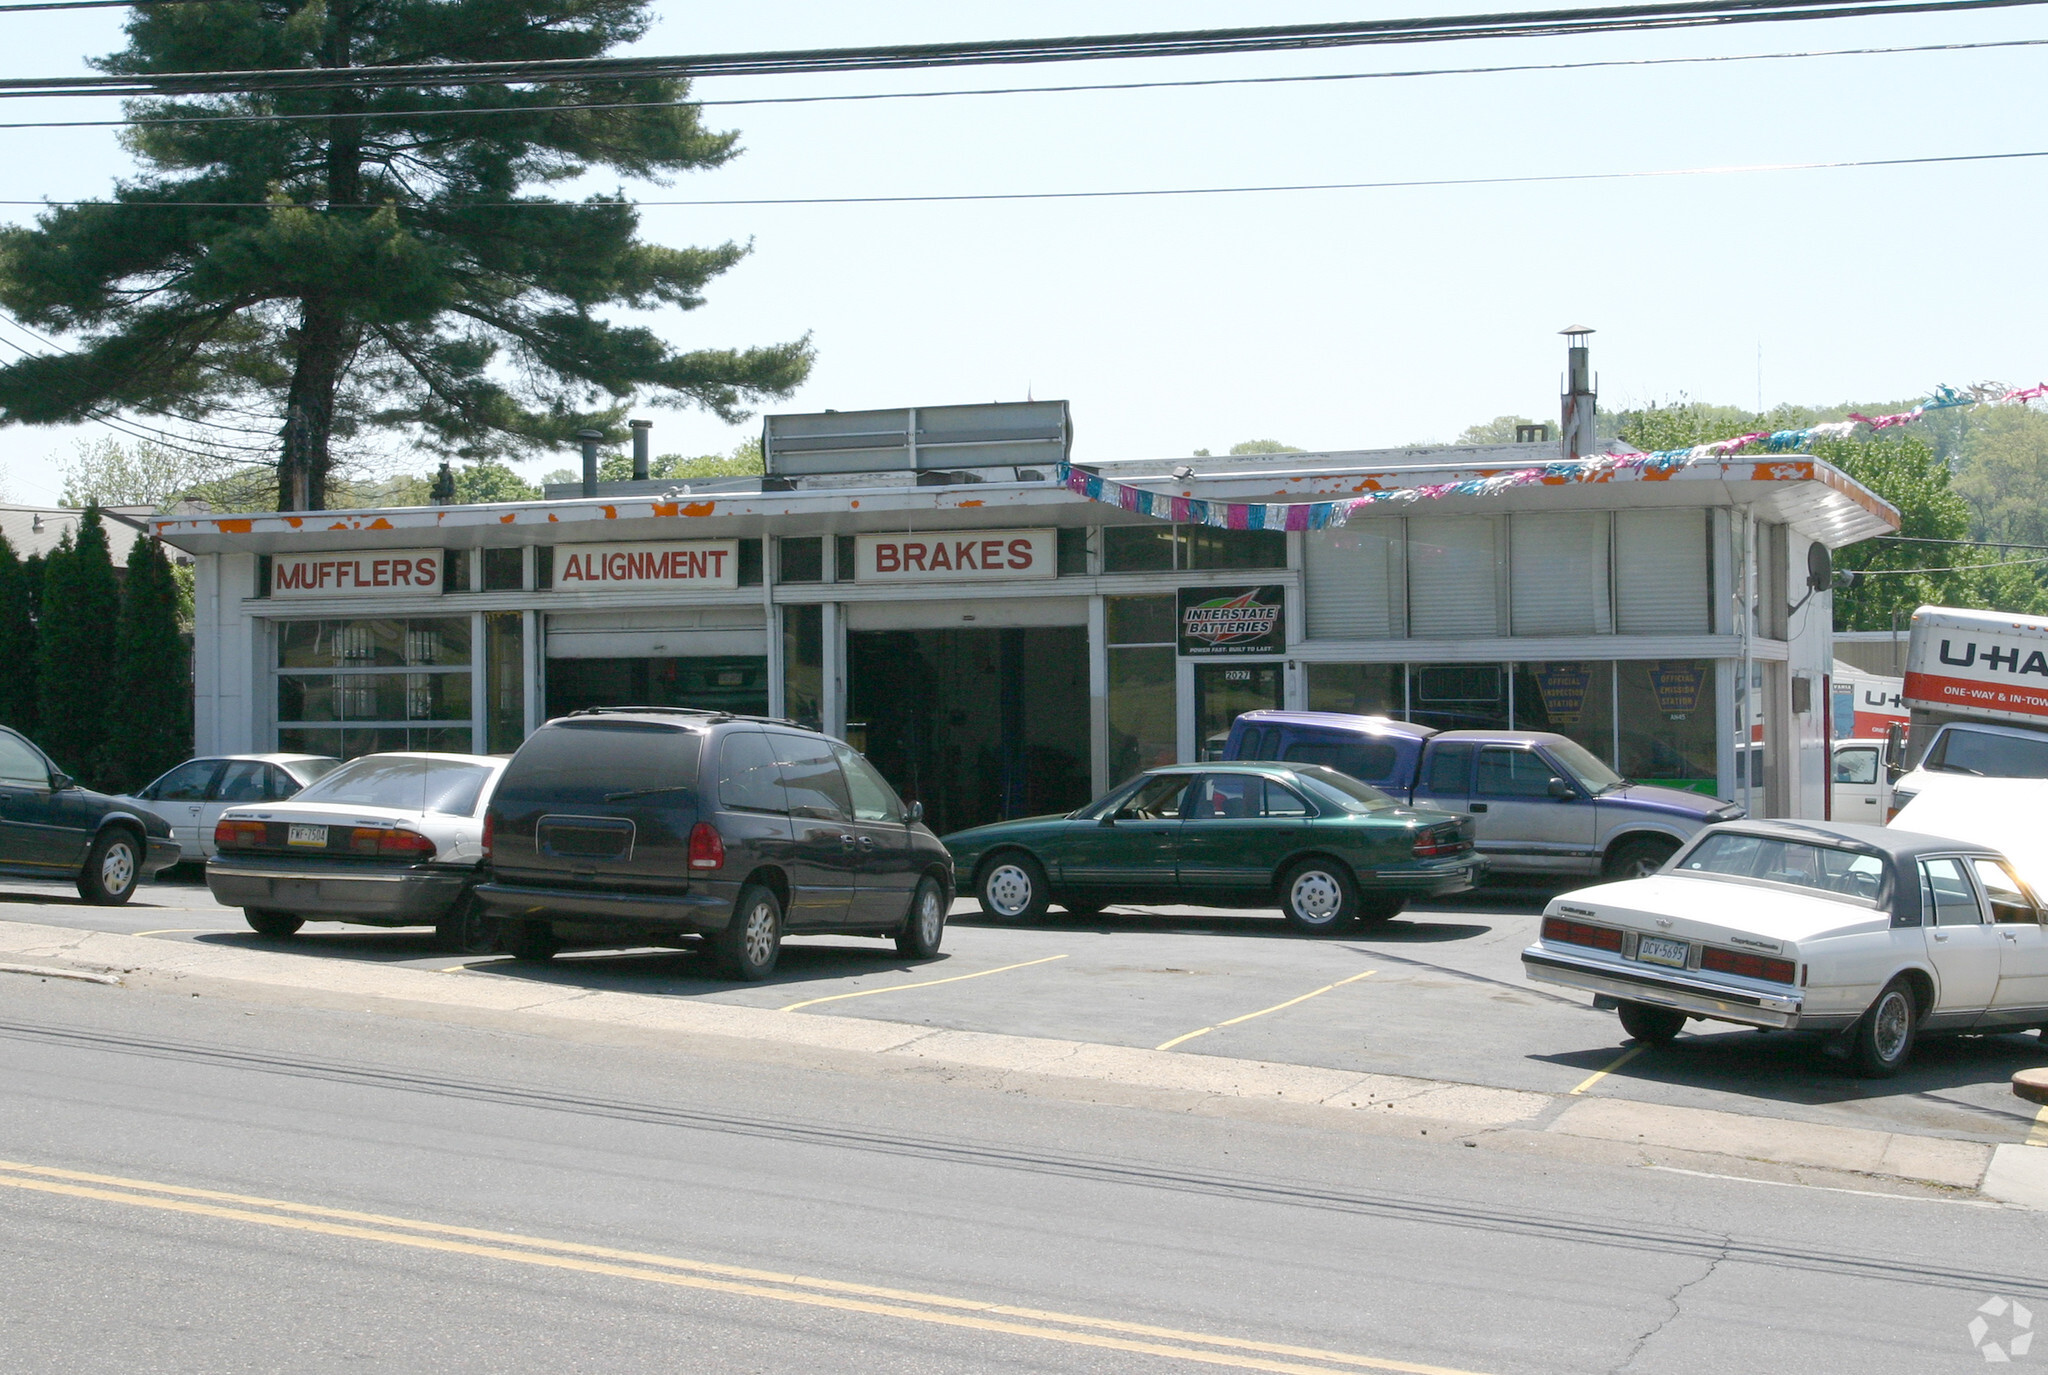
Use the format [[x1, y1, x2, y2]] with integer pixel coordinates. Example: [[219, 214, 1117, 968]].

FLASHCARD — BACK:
[[0, 920, 2009, 1199]]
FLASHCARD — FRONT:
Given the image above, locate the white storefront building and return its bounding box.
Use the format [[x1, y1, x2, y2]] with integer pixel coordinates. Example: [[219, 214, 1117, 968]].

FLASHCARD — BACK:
[[155, 398, 1895, 836]]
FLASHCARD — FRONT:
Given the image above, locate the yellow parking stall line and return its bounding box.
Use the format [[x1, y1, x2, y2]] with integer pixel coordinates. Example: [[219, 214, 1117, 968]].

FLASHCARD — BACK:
[[2027, 1104, 2048, 1149], [1569, 1043, 1648, 1096], [1155, 971, 1376, 1052], [130, 929, 212, 937], [779, 955, 1068, 1012]]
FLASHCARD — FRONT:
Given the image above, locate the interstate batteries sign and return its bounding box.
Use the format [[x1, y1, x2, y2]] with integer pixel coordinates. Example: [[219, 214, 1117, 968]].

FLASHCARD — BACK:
[[1178, 585, 1286, 656], [270, 549, 444, 598], [555, 541, 740, 590], [854, 529, 1056, 582]]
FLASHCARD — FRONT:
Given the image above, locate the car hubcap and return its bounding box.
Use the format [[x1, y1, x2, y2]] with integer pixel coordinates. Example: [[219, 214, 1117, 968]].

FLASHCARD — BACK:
[[918, 889, 943, 944], [1873, 990, 1911, 1060], [1290, 870, 1343, 925], [986, 864, 1033, 917], [744, 902, 777, 967], [102, 842, 134, 894]]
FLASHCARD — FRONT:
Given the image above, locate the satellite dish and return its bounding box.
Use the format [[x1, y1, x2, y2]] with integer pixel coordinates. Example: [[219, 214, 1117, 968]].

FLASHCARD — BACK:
[[1807, 543, 1834, 592]]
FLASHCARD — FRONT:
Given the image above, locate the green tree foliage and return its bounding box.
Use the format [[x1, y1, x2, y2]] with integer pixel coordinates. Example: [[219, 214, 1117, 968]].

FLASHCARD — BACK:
[[104, 535, 190, 792], [1227, 439, 1304, 455], [1952, 405, 2048, 548], [548, 436, 766, 486], [1456, 415, 1546, 444], [382, 459, 541, 506], [35, 508, 120, 780], [0, 535, 36, 735], [0, 0, 812, 511]]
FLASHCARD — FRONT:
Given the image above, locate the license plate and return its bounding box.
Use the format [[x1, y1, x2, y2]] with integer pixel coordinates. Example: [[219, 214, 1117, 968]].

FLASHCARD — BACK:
[[287, 824, 327, 848], [1636, 935, 1689, 968]]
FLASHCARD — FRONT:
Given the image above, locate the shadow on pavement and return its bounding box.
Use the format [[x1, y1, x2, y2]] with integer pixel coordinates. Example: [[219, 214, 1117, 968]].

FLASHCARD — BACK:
[[950, 907, 1494, 943]]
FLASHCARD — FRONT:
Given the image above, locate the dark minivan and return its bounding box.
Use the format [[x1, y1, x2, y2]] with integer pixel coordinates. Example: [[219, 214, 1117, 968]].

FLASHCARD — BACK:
[[475, 709, 954, 980]]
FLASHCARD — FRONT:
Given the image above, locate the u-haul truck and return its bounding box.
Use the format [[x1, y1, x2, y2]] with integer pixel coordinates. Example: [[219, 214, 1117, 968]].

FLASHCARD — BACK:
[[1891, 605, 2048, 816]]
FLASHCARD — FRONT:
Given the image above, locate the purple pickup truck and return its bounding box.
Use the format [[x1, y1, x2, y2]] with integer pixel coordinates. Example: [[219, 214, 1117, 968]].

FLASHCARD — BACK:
[[1223, 710, 1742, 881]]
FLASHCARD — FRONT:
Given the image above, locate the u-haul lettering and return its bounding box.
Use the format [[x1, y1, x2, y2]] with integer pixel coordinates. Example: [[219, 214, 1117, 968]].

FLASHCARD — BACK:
[[856, 529, 1056, 583], [1904, 607, 2048, 723], [270, 549, 443, 599], [554, 541, 739, 590]]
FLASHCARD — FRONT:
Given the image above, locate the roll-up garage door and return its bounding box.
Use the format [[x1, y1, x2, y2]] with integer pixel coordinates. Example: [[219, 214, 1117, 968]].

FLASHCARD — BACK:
[[545, 607, 767, 658]]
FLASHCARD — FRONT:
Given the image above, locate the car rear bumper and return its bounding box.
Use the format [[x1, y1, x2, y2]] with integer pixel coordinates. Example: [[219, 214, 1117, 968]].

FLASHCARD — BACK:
[[206, 858, 472, 924], [474, 879, 739, 932], [1521, 945, 1848, 1031], [1366, 855, 1486, 896]]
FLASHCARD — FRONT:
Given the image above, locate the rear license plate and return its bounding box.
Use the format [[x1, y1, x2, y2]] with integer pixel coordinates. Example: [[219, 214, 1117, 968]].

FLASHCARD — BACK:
[[1636, 935, 1689, 969], [287, 824, 327, 848]]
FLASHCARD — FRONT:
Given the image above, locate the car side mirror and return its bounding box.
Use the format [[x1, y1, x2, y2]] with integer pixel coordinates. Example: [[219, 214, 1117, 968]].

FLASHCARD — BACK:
[[1547, 777, 1575, 800], [1883, 721, 1908, 782], [49, 772, 74, 791], [1099, 813, 1118, 826], [905, 800, 924, 825]]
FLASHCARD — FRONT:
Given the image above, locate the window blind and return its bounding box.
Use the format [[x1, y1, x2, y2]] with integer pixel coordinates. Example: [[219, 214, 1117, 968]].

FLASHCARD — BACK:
[[1304, 525, 1402, 639], [1510, 512, 1613, 636], [1407, 516, 1502, 638], [1614, 510, 1711, 634]]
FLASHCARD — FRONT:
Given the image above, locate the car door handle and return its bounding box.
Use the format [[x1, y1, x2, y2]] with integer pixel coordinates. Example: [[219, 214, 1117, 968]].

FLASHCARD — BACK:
[[1469, 803, 1488, 813], [858, 836, 877, 852], [1933, 932, 1950, 942], [840, 834, 857, 851], [2004, 931, 2019, 942]]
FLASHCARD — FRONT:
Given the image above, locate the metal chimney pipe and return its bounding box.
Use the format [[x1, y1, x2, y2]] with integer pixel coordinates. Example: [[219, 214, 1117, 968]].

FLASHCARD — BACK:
[[1558, 325, 1597, 463], [577, 428, 604, 497], [629, 419, 652, 481]]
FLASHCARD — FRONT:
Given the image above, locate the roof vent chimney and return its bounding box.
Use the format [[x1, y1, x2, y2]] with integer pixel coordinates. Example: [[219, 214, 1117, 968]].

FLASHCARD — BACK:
[[1559, 325, 1597, 463]]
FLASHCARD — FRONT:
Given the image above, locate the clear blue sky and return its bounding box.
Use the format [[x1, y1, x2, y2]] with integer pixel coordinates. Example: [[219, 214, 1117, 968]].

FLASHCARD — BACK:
[[0, 0, 2043, 502]]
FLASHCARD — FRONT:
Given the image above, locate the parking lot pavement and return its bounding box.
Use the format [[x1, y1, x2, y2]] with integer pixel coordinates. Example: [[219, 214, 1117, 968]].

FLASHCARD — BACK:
[[9, 873, 2048, 1147]]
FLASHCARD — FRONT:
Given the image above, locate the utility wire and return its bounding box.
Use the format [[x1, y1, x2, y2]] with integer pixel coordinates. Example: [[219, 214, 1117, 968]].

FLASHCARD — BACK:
[[0, 0, 2035, 98], [1875, 534, 2048, 550], [1851, 555, 2048, 572], [0, 35, 2035, 132], [3, 146, 2043, 211]]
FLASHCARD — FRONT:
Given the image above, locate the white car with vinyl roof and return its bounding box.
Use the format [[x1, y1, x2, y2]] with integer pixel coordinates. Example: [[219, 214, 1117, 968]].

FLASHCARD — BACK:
[[1520, 818, 2048, 1076]]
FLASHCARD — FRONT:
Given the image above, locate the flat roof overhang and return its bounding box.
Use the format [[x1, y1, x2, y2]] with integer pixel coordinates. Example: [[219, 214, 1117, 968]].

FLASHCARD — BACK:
[[151, 452, 1898, 557]]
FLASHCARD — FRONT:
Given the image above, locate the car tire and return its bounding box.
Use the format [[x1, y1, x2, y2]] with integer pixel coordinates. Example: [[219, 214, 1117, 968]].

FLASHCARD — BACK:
[[1355, 894, 1407, 927], [714, 883, 783, 981], [1851, 978, 1919, 1078], [502, 918, 561, 964], [894, 876, 946, 959], [77, 828, 142, 906], [1604, 836, 1680, 880], [435, 889, 498, 955], [244, 908, 304, 938], [977, 852, 1050, 923], [1617, 1001, 1687, 1045], [1280, 858, 1358, 936]]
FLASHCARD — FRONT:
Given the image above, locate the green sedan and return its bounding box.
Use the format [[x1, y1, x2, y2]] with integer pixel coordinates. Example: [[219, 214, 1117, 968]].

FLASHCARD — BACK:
[[941, 762, 1483, 935]]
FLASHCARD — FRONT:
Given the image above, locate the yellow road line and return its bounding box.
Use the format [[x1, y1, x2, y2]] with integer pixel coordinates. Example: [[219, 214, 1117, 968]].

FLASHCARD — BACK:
[[1156, 971, 1376, 1052], [2027, 1104, 2048, 1149], [1569, 1043, 1648, 1096], [779, 954, 1067, 1012], [0, 1159, 1483, 1375]]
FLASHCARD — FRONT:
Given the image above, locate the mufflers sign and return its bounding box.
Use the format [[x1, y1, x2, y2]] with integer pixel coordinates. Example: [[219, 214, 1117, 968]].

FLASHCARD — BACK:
[[270, 549, 444, 598], [854, 529, 1056, 582], [1178, 585, 1286, 656]]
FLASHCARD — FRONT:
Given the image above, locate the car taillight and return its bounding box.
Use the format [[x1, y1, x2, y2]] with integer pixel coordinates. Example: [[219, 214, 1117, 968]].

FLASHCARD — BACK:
[[1542, 915, 1625, 952], [347, 826, 436, 860], [214, 819, 267, 850], [688, 822, 725, 871], [1700, 947, 1796, 984], [1413, 824, 1470, 858], [482, 812, 495, 858]]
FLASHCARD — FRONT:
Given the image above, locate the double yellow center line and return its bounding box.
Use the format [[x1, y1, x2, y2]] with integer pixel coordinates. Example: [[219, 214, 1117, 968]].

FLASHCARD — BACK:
[[0, 1158, 1484, 1375]]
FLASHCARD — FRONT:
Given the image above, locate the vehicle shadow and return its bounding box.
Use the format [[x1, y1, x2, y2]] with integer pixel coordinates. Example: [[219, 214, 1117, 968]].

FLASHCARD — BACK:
[[1532, 1023, 2048, 1121], [948, 907, 1493, 943]]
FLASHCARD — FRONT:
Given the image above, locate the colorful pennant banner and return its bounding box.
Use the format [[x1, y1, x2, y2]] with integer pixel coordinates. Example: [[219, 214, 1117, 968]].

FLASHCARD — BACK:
[[1059, 379, 2048, 531]]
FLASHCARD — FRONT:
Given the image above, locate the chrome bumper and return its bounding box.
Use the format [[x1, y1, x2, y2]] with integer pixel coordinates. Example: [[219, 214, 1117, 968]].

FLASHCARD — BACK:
[[1522, 945, 1815, 1031], [207, 859, 471, 923]]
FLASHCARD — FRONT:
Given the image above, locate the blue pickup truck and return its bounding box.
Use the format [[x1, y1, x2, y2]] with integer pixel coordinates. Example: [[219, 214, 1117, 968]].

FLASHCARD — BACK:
[[1222, 710, 1742, 880]]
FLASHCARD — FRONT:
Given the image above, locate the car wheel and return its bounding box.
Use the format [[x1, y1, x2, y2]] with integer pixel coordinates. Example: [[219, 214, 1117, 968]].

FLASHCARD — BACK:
[[1617, 1001, 1687, 1045], [894, 876, 946, 959], [435, 889, 498, 955], [77, 829, 141, 906], [1355, 894, 1406, 927], [977, 852, 1050, 922], [1280, 858, 1358, 935], [714, 883, 783, 981], [1852, 978, 1918, 1077], [1604, 836, 1680, 880], [244, 908, 304, 938], [502, 918, 561, 964]]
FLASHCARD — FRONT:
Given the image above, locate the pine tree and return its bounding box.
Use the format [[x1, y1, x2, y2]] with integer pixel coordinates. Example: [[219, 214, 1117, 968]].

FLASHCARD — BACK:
[[0, 534, 35, 735], [36, 508, 120, 783], [0, 1, 811, 510], [105, 535, 190, 793]]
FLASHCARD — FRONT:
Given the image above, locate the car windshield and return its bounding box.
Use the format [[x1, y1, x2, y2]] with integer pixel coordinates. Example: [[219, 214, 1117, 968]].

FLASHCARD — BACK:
[[1290, 765, 1397, 814], [1675, 831, 1890, 905], [1927, 725, 2048, 778], [294, 756, 494, 817], [1546, 738, 1625, 793]]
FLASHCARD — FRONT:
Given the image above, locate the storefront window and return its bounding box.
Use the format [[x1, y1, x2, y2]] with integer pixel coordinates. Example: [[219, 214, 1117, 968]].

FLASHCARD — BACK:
[[783, 603, 823, 731], [1183, 526, 1285, 570], [545, 656, 768, 718], [1306, 663, 1401, 715], [1194, 662, 1283, 759], [276, 617, 474, 759], [1618, 659, 1718, 793], [482, 547, 523, 591], [1103, 525, 1176, 573], [1057, 527, 1089, 575], [779, 537, 823, 583], [1106, 593, 1176, 781], [1408, 662, 1509, 732], [1513, 661, 1615, 766], [484, 612, 524, 754], [444, 550, 472, 593]]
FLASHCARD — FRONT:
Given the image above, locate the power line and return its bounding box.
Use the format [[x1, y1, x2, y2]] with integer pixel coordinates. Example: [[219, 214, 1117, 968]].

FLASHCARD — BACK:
[[1875, 534, 2048, 551], [0, 0, 2035, 98], [0, 35, 2034, 132], [1, 145, 2042, 211], [1852, 555, 2048, 572]]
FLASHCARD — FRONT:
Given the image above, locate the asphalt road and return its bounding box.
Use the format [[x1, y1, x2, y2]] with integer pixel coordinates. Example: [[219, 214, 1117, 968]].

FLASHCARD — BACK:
[[7, 873, 2044, 1149]]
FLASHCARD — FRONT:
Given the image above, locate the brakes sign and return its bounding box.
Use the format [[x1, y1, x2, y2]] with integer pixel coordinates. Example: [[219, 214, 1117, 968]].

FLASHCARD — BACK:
[[855, 529, 1055, 582]]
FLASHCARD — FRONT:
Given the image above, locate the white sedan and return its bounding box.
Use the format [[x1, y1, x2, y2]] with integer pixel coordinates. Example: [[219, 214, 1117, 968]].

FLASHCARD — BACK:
[[205, 752, 506, 952], [1521, 819, 2048, 1076], [114, 753, 340, 862]]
